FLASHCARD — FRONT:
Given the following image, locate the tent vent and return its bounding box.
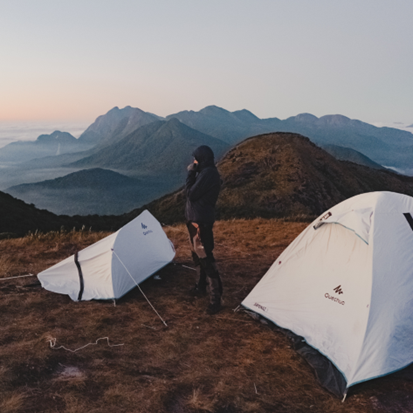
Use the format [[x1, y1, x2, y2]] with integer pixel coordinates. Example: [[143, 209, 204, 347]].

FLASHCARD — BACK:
[[403, 213, 413, 231]]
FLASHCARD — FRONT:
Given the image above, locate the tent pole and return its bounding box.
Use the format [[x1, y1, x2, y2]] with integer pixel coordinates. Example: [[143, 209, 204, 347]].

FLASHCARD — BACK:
[[112, 249, 168, 327]]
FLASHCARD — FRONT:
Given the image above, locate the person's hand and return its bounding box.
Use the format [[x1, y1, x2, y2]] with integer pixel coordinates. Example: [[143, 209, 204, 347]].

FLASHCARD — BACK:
[[187, 161, 199, 172]]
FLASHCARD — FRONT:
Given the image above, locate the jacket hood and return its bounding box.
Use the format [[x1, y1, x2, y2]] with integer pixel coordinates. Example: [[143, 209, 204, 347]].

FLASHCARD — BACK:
[[192, 145, 215, 169]]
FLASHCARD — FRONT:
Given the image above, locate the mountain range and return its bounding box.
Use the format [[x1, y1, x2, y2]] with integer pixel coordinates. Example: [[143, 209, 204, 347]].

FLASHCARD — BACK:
[[3, 131, 413, 237], [1, 104, 412, 216], [2, 105, 412, 172], [165, 107, 413, 170]]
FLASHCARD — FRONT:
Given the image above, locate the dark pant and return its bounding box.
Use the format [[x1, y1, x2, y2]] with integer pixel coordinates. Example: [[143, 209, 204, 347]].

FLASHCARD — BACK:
[[186, 222, 215, 260], [187, 222, 222, 303]]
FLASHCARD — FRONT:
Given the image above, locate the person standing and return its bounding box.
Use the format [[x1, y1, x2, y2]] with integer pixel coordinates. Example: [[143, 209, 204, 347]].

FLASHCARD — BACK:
[[185, 145, 222, 315]]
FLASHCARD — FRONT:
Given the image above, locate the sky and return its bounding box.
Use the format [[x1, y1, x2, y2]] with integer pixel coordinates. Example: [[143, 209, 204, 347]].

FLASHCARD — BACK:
[[1, 0, 412, 127]]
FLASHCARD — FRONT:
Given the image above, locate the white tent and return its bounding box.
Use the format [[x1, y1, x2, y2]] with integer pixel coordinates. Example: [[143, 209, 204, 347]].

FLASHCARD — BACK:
[[38, 210, 175, 301], [242, 191, 413, 396]]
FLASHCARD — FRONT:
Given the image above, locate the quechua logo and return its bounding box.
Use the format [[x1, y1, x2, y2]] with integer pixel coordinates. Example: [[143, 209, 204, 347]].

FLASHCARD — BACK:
[[254, 302, 268, 312], [325, 285, 345, 305], [141, 222, 153, 235]]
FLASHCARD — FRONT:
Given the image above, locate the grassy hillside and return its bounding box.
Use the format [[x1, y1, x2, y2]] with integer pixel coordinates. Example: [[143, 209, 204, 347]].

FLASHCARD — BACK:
[[1, 220, 412, 412], [122, 132, 413, 225]]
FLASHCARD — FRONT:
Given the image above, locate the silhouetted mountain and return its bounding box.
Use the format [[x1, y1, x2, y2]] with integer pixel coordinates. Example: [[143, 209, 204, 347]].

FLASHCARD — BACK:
[[0, 190, 75, 237], [5, 168, 166, 216], [0, 131, 93, 163], [122, 132, 413, 224], [0, 188, 129, 236], [78, 106, 162, 146], [320, 144, 385, 170], [70, 118, 230, 178]]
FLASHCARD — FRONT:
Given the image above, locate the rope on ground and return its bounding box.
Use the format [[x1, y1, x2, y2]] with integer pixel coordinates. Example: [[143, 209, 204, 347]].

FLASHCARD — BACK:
[[47, 337, 124, 353], [112, 249, 168, 327], [174, 262, 197, 271], [0, 273, 34, 281]]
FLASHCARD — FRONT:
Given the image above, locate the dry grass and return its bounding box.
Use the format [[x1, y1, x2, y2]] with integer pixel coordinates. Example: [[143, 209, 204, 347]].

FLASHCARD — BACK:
[[0, 220, 411, 412]]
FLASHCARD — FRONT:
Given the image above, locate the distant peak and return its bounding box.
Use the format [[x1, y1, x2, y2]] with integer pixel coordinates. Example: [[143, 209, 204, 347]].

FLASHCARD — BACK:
[[106, 106, 141, 115], [166, 117, 182, 125], [200, 105, 229, 114], [294, 113, 318, 122], [232, 109, 260, 121], [36, 130, 76, 143], [319, 114, 352, 125]]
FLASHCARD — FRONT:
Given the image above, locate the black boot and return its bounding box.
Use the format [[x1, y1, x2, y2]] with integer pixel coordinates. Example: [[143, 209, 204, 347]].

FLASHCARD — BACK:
[[206, 282, 222, 314], [189, 254, 207, 297], [200, 258, 223, 315]]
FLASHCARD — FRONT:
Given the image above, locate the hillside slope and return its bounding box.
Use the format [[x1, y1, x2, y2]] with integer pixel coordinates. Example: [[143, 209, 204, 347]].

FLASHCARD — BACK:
[[125, 132, 413, 224]]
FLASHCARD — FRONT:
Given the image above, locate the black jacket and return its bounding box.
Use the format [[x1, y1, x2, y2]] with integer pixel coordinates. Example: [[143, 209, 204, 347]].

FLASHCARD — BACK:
[[185, 146, 221, 224]]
